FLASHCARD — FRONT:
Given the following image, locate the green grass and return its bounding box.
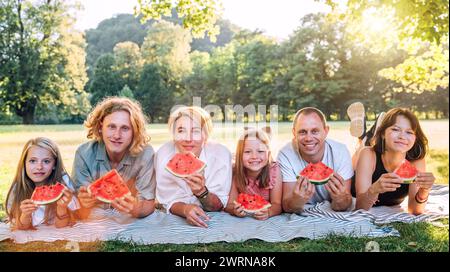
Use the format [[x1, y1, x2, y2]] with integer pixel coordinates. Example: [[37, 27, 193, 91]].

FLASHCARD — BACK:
[[0, 121, 448, 251], [0, 219, 447, 252]]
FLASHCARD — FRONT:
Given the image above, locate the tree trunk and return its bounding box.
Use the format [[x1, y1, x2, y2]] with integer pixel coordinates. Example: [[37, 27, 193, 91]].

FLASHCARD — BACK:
[[22, 109, 35, 124], [18, 99, 37, 124]]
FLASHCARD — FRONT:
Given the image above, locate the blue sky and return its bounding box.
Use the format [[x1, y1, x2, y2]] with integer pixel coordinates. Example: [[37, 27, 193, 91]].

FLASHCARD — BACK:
[[74, 0, 332, 40]]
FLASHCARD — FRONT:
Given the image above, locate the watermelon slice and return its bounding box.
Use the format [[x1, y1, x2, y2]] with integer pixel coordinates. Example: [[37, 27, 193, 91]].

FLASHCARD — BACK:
[[31, 182, 65, 205], [394, 160, 418, 184], [165, 152, 206, 178], [87, 169, 131, 203], [234, 193, 272, 214], [300, 162, 334, 185]]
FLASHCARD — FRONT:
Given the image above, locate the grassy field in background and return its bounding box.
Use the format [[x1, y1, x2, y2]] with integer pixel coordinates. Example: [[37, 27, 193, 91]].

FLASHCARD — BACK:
[[0, 121, 448, 252]]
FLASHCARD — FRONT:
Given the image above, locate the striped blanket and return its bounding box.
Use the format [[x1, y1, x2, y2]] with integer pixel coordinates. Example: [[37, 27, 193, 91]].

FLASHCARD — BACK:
[[0, 185, 447, 245]]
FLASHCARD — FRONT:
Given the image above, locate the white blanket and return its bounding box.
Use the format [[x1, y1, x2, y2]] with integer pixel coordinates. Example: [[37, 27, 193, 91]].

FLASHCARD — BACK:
[[0, 185, 447, 245]]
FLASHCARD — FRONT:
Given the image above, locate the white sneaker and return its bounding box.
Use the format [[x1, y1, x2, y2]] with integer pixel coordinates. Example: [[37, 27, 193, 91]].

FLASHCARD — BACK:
[[347, 102, 366, 138]]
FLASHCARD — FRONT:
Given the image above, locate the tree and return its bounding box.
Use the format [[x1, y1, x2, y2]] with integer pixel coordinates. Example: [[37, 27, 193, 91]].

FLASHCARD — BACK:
[[141, 20, 193, 79], [323, 0, 449, 44], [85, 14, 149, 74], [119, 85, 135, 100], [113, 41, 143, 92], [0, 0, 87, 124], [323, 0, 449, 99], [88, 54, 122, 106], [135, 64, 172, 122], [135, 0, 222, 41]]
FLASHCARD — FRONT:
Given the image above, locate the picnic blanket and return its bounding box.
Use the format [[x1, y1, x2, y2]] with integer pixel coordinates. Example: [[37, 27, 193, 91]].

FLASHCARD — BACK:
[[0, 185, 447, 245]]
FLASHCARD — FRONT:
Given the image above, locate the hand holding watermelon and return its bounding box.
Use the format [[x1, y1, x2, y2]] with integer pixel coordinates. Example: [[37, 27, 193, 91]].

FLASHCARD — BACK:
[[78, 186, 98, 209], [111, 194, 138, 215], [56, 188, 73, 208], [292, 176, 316, 204], [415, 172, 435, 191], [183, 172, 206, 196], [19, 199, 38, 218], [231, 201, 247, 218], [324, 173, 347, 200], [371, 173, 403, 194], [252, 208, 270, 220]]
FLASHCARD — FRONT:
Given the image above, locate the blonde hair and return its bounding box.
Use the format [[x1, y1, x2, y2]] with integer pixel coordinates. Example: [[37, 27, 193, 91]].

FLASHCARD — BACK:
[[84, 96, 150, 156], [5, 137, 67, 229], [233, 128, 273, 193], [168, 106, 213, 139]]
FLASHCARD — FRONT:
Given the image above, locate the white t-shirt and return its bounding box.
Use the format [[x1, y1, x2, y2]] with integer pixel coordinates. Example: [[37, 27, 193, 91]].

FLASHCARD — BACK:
[[277, 139, 354, 204], [155, 141, 232, 213]]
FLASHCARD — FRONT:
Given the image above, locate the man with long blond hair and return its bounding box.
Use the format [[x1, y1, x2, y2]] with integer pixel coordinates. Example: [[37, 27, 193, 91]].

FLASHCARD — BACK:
[[72, 97, 156, 219]]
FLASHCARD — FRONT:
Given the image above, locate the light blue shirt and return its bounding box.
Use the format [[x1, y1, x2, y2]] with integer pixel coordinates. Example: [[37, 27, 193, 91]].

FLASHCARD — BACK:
[[72, 140, 156, 200]]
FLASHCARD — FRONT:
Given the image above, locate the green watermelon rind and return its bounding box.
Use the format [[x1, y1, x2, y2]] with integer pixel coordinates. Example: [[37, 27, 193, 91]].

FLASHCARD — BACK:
[[31, 183, 65, 205], [401, 176, 416, 184], [165, 153, 207, 178], [308, 175, 333, 185], [297, 170, 334, 185], [233, 200, 272, 214]]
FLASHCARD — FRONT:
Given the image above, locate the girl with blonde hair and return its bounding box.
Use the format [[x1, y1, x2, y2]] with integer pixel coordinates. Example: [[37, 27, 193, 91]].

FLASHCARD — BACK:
[[225, 128, 282, 220], [6, 137, 78, 230]]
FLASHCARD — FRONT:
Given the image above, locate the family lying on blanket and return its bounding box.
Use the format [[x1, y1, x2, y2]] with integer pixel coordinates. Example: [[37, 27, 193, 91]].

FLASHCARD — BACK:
[[4, 97, 435, 230]]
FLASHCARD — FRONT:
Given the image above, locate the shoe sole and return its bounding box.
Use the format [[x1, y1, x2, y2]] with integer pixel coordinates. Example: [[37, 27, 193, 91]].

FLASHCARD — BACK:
[[347, 102, 365, 137]]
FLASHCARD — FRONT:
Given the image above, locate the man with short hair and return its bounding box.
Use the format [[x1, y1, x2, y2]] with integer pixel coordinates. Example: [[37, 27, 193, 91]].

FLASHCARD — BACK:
[[278, 107, 353, 213]]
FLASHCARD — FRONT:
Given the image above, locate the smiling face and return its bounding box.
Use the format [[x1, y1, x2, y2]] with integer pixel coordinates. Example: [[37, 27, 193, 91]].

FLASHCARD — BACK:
[[25, 146, 56, 184], [383, 115, 416, 153], [173, 115, 206, 157], [293, 112, 329, 162], [242, 138, 270, 174], [101, 110, 133, 160]]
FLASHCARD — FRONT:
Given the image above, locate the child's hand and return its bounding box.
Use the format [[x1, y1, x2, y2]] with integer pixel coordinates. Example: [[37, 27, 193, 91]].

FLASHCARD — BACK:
[[252, 208, 269, 221], [20, 199, 38, 217], [78, 186, 97, 209], [232, 201, 246, 218], [57, 188, 73, 208]]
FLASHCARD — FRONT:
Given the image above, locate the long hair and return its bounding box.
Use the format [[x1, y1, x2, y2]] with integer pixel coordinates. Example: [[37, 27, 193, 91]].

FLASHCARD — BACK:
[[84, 96, 150, 156], [371, 108, 428, 161], [5, 137, 67, 229], [233, 128, 273, 193]]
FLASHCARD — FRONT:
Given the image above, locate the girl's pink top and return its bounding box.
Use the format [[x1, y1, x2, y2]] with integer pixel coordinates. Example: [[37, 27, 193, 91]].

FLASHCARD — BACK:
[[244, 162, 279, 201]]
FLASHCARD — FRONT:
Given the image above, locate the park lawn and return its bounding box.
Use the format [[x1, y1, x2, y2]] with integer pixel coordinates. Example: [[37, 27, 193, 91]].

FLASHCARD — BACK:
[[0, 121, 448, 251], [0, 218, 448, 252]]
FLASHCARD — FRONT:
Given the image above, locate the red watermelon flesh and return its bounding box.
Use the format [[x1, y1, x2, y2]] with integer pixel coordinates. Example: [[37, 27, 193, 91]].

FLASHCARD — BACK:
[[166, 152, 206, 178], [31, 182, 65, 205], [234, 193, 272, 214], [394, 160, 418, 184], [87, 169, 131, 203], [300, 162, 334, 185]]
